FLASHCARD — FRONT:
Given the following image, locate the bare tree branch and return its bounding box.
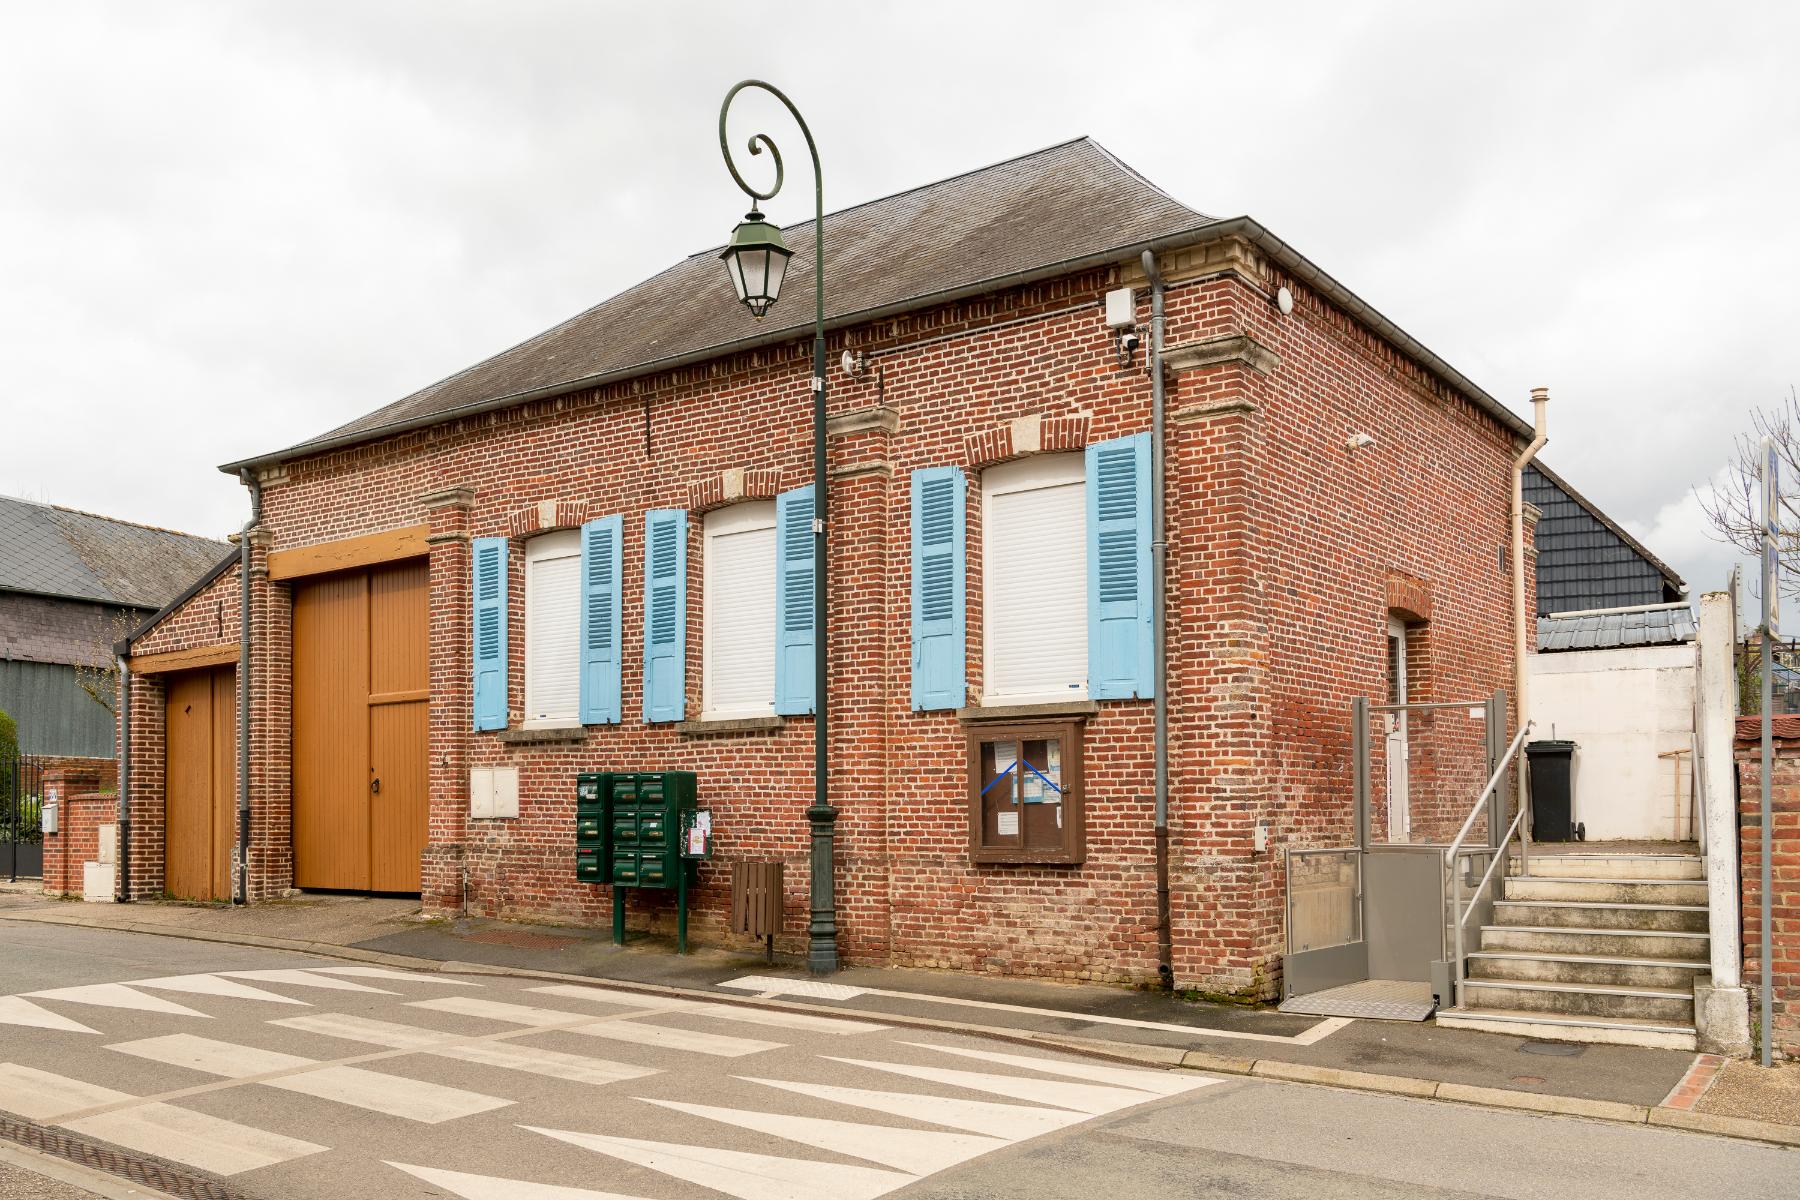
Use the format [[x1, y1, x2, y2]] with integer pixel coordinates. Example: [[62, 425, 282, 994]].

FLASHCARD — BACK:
[[1699, 384, 1800, 601]]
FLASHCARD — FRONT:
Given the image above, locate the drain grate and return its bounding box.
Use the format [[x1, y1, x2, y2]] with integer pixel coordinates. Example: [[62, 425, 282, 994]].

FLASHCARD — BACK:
[[1519, 1039, 1584, 1057], [0, 1114, 252, 1200]]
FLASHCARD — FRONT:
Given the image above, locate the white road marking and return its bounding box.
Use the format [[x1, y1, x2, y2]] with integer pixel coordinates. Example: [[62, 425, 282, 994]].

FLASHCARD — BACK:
[[529, 985, 885, 1034], [274, 1013, 660, 1086], [387, 1162, 656, 1200], [0, 1063, 132, 1120], [0, 996, 97, 1034], [526, 1126, 916, 1200], [739, 1077, 1086, 1141], [272, 1012, 450, 1049], [408, 996, 785, 1057], [718, 974, 1352, 1045], [63, 1104, 324, 1176], [643, 1097, 1007, 1175], [313, 965, 481, 985], [108, 1033, 512, 1123], [25, 984, 210, 1018], [907, 1042, 1218, 1096], [219, 969, 396, 994], [131, 974, 310, 1005], [824, 1056, 1156, 1114]]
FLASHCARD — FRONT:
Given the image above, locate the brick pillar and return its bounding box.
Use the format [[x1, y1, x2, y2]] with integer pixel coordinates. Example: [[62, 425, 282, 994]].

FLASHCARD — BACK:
[[124, 672, 166, 899], [40, 766, 104, 898], [422, 485, 476, 916], [244, 529, 291, 901], [1736, 719, 1800, 1059]]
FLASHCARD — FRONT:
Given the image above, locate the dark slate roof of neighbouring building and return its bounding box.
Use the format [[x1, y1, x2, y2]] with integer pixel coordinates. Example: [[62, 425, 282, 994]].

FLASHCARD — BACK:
[[0, 494, 231, 609], [1526, 462, 1685, 617], [1537, 604, 1696, 652], [222, 136, 1535, 473]]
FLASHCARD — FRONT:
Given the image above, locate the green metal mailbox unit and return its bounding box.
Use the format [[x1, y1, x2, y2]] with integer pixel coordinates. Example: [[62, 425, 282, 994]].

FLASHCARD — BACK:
[[575, 771, 700, 951]]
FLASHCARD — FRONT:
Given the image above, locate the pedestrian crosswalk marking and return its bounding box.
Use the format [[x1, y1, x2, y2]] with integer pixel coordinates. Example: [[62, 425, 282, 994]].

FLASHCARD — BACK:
[[0, 995, 98, 1035], [823, 1055, 1155, 1114], [274, 1013, 660, 1086], [314, 965, 482, 986], [525, 1126, 916, 1200], [131, 974, 310, 1005], [408, 996, 785, 1057], [0, 1062, 133, 1120], [906, 1041, 1218, 1096], [642, 1097, 1007, 1175], [108, 1033, 513, 1123], [25, 983, 211, 1019], [220, 969, 397, 994], [387, 1163, 656, 1200], [738, 1076, 1086, 1140], [529, 984, 885, 1034], [62, 1103, 325, 1176]]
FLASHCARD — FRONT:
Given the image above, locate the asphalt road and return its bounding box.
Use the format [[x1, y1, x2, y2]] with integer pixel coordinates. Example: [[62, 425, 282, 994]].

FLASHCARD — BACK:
[[0, 922, 1789, 1199]]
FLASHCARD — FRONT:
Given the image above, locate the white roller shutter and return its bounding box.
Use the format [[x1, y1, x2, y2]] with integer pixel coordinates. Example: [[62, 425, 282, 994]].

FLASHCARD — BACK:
[[704, 502, 778, 719], [983, 454, 1087, 704], [524, 530, 580, 724]]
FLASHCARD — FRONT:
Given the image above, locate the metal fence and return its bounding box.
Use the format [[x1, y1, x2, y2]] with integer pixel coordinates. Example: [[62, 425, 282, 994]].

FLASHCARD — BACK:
[[1, 748, 45, 881]]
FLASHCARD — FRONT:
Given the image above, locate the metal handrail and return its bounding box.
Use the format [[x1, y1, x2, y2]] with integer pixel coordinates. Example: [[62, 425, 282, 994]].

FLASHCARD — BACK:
[[1445, 720, 1533, 1005]]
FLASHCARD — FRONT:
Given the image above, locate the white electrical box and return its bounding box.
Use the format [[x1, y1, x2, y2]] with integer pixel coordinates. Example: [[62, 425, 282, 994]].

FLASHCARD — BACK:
[[470, 767, 520, 819], [41, 799, 58, 835], [1104, 287, 1136, 329]]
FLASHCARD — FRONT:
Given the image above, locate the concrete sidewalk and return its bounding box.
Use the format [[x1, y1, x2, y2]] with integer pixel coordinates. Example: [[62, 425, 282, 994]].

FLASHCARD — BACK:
[[3, 889, 1796, 1147]]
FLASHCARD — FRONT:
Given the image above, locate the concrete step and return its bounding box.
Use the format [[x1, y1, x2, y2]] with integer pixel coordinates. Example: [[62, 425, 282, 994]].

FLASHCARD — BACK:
[[1479, 925, 1710, 960], [1435, 1005, 1696, 1051], [1456, 978, 1694, 1023], [1492, 899, 1708, 932], [1503, 877, 1708, 905], [1465, 949, 1710, 989], [1508, 853, 1703, 881]]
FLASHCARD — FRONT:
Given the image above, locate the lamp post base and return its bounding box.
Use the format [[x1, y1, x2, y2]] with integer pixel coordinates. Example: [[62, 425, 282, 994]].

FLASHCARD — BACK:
[[807, 802, 839, 974]]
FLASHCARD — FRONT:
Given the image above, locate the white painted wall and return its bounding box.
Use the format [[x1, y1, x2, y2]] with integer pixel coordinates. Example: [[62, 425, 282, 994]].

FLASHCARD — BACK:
[[1528, 642, 1697, 841]]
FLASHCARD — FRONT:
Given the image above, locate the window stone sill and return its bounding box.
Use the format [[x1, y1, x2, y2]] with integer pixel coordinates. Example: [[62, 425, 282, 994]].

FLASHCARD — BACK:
[[495, 724, 587, 745], [957, 700, 1100, 723], [677, 715, 786, 737]]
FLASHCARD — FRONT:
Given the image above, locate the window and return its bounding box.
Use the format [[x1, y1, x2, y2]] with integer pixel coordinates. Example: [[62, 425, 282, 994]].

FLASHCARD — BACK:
[[968, 719, 1085, 863], [983, 453, 1087, 704], [523, 530, 580, 725], [703, 501, 778, 719]]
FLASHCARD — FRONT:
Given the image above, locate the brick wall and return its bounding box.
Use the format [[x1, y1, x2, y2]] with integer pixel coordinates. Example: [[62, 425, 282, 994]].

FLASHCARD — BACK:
[[39, 761, 114, 898], [1735, 716, 1800, 1059], [123, 236, 1525, 993]]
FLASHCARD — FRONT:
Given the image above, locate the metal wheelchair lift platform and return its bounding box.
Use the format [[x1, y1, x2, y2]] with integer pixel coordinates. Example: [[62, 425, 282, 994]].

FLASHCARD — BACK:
[[1278, 978, 1436, 1022]]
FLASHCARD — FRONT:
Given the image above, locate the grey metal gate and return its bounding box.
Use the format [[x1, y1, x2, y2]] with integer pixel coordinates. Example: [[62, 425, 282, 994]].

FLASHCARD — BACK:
[[1, 748, 44, 881]]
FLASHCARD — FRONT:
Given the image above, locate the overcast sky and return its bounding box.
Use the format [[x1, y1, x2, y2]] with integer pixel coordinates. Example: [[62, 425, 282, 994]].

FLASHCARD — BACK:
[[4, 1, 1795, 605]]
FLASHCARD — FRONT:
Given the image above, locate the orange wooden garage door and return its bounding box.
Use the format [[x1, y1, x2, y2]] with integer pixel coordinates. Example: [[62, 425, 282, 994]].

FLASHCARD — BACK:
[[292, 559, 428, 892], [165, 665, 235, 901]]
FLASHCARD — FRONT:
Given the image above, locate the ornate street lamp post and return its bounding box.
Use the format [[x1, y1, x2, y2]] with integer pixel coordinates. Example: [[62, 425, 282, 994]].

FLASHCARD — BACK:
[[718, 80, 837, 975]]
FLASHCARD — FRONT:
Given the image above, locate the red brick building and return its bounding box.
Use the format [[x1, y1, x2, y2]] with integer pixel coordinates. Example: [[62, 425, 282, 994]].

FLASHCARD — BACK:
[[118, 139, 1533, 998]]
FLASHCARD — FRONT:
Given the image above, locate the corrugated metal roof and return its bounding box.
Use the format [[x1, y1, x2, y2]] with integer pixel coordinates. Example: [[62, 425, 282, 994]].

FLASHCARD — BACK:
[[1537, 605, 1696, 652], [227, 137, 1215, 470], [0, 494, 231, 609]]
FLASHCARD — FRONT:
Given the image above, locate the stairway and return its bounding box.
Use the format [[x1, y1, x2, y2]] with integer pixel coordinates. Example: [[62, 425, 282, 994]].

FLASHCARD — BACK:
[[1435, 849, 1706, 1049]]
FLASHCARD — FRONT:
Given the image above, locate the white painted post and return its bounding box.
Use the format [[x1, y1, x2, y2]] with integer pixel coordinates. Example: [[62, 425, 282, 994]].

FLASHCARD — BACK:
[[1696, 591, 1750, 1055]]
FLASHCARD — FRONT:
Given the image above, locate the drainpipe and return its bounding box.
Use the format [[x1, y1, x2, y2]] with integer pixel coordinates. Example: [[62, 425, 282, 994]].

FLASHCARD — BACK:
[[237, 468, 262, 906], [1512, 389, 1549, 817], [1141, 249, 1174, 990], [116, 654, 130, 901]]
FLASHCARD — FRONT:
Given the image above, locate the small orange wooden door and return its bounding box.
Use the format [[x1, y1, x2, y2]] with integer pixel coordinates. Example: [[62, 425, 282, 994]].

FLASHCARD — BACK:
[[292, 559, 429, 893], [165, 665, 235, 901]]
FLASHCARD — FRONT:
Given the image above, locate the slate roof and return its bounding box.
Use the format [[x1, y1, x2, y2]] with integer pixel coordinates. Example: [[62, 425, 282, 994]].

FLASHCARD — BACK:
[[221, 136, 1534, 473], [1536, 604, 1696, 653], [0, 494, 232, 609], [1526, 462, 1685, 617]]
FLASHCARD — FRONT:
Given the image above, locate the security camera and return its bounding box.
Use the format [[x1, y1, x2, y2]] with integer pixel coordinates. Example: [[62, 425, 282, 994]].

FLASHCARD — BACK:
[[1120, 329, 1140, 354]]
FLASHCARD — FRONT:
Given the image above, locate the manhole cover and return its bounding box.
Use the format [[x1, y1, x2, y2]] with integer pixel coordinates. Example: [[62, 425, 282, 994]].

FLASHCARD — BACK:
[[1520, 1040, 1584, 1057]]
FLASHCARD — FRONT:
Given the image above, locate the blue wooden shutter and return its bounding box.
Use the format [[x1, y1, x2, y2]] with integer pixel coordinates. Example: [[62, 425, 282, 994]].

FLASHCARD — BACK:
[[1086, 433, 1155, 700], [910, 466, 966, 711], [642, 509, 687, 723], [578, 515, 622, 725], [774, 485, 816, 715], [471, 536, 509, 731]]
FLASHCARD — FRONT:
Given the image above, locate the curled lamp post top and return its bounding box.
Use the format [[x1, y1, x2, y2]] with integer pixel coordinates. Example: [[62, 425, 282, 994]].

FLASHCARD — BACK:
[[718, 79, 819, 212]]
